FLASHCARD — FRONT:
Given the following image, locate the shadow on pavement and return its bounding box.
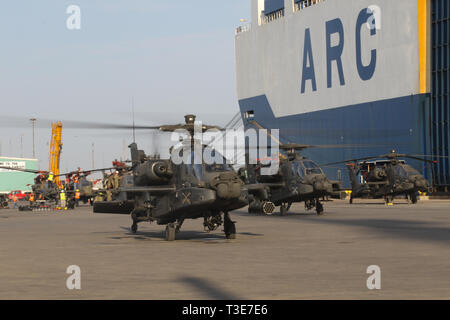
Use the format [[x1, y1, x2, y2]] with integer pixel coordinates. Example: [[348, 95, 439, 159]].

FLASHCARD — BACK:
[[179, 276, 241, 299], [299, 217, 450, 244]]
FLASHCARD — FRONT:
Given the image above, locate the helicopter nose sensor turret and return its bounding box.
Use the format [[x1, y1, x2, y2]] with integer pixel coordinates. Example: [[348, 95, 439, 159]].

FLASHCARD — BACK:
[[184, 114, 196, 125]]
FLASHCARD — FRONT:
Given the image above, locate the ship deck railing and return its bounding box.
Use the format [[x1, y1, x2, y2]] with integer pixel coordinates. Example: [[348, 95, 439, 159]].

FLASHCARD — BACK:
[[261, 9, 285, 25], [259, 0, 325, 26], [294, 0, 325, 12], [235, 24, 250, 35]]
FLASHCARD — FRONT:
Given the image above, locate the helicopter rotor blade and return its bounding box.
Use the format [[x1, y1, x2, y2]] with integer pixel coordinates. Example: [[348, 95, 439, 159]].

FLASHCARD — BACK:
[[0, 116, 162, 130], [398, 155, 438, 163], [56, 166, 127, 178], [0, 166, 44, 174], [320, 156, 380, 167], [320, 152, 439, 167], [410, 154, 450, 159]]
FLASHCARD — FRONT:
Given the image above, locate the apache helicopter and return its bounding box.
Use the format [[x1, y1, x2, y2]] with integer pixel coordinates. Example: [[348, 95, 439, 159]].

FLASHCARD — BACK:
[[239, 144, 334, 216], [322, 150, 435, 204], [0, 166, 60, 202], [94, 115, 248, 241], [0, 165, 116, 207], [0, 194, 8, 208]]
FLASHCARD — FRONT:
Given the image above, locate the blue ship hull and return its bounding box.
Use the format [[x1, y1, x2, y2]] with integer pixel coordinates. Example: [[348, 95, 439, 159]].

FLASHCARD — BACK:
[[239, 94, 432, 188]]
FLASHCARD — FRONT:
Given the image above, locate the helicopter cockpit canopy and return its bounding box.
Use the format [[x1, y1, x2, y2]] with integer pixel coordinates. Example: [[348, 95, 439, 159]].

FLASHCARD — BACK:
[[186, 150, 233, 177], [397, 164, 421, 177], [292, 159, 323, 178]]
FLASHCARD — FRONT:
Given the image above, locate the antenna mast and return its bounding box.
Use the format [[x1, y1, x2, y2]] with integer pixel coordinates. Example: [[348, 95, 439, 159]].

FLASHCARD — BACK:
[[132, 97, 136, 143]]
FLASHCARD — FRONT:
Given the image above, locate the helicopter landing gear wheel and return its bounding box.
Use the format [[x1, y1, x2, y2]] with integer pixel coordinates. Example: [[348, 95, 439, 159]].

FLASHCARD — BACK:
[[165, 223, 176, 241], [280, 204, 287, 216], [280, 202, 292, 216], [315, 199, 324, 215], [223, 212, 236, 240], [410, 192, 418, 204], [175, 219, 184, 233], [131, 222, 138, 234]]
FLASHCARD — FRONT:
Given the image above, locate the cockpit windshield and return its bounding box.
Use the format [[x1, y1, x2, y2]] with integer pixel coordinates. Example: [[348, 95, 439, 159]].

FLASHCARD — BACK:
[[291, 161, 305, 178], [394, 165, 408, 178], [205, 163, 233, 172], [401, 164, 421, 176], [80, 179, 91, 187], [204, 149, 233, 172], [301, 160, 323, 175]]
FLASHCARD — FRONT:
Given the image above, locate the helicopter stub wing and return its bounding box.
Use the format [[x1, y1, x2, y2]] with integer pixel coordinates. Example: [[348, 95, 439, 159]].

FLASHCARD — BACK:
[[365, 181, 388, 185], [118, 186, 176, 194], [244, 183, 285, 191]]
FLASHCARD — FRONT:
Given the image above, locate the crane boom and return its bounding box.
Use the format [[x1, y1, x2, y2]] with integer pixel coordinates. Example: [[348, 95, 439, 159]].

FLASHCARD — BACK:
[[48, 122, 63, 184]]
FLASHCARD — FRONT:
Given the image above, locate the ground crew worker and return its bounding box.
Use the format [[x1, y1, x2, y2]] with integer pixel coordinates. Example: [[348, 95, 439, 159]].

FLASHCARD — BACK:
[[94, 192, 105, 202], [47, 172, 55, 189], [12, 194, 18, 209], [29, 193, 35, 206], [60, 189, 67, 210], [73, 175, 79, 191], [75, 189, 81, 207], [106, 174, 115, 201], [113, 171, 120, 189]]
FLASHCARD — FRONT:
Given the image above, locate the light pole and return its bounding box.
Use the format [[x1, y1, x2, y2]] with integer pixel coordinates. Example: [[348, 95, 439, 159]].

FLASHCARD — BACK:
[[20, 134, 23, 158], [91, 143, 95, 169], [30, 118, 36, 159]]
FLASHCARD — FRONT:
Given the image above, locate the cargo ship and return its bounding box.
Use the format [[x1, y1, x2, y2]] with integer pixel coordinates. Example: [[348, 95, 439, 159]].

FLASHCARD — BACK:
[[235, 0, 449, 190]]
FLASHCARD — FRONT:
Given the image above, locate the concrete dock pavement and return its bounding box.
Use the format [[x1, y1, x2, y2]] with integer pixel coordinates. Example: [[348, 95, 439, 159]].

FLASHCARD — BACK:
[[0, 200, 449, 299]]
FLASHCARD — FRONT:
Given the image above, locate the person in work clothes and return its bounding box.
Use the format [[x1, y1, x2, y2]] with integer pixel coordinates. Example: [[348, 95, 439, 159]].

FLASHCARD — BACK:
[[60, 189, 67, 209]]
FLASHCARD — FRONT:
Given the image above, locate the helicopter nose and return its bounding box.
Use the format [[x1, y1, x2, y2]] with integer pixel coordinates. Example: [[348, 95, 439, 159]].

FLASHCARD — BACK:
[[215, 180, 242, 199], [313, 176, 333, 193], [413, 177, 428, 189]]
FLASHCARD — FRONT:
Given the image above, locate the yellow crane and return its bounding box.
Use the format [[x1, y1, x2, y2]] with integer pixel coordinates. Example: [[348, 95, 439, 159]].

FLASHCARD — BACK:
[[48, 122, 63, 185]]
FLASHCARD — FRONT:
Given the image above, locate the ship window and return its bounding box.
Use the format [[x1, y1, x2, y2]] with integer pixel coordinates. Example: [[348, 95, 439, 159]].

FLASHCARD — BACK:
[[294, 0, 324, 12], [244, 111, 255, 119]]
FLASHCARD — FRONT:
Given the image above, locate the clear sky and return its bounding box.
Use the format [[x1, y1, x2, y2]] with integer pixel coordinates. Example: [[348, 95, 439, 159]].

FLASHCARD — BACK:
[[0, 0, 250, 172]]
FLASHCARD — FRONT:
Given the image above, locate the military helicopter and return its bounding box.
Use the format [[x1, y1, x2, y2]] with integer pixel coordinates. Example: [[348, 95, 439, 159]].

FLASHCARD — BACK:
[[322, 150, 435, 204], [0, 166, 60, 202], [0, 165, 117, 207], [0, 194, 9, 208], [239, 144, 334, 216], [94, 115, 248, 241]]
